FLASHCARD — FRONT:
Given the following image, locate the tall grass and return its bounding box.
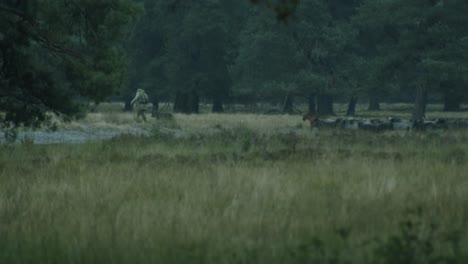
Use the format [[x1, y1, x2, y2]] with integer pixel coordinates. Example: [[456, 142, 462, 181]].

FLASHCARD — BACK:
[[1, 112, 468, 263]]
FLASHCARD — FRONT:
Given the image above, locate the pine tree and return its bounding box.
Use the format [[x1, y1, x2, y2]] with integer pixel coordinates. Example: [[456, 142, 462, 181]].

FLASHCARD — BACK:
[[0, 0, 141, 127]]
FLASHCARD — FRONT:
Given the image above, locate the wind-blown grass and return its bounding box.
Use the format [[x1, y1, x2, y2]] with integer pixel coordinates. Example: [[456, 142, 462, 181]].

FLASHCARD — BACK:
[[1, 111, 468, 263]]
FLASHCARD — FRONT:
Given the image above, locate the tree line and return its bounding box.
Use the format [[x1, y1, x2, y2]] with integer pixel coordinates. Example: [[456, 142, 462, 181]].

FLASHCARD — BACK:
[[1, 0, 468, 127], [126, 0, 468, 120]]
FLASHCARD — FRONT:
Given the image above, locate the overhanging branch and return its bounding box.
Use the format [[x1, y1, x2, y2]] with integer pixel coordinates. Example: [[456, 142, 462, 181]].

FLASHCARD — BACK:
[[0, 3, 91, 65]]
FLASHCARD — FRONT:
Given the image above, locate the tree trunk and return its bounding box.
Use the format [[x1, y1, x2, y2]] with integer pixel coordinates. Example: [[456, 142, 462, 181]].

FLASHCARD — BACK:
[[412, 85, 427, 121], [175, 91, 199, 113], [317, 94, 334, 116], [282, 92, 294, 114], [151, 97, 159, 117], [188, 91, 199, 113], [174, 91, 182, 113], [346, 96, 358, 116], [174, 91, 189, 113], [368, 96, 380, 111], [443, 89, 461, 112], [212, 98, 224, 113], [308, 93, 316, 114]]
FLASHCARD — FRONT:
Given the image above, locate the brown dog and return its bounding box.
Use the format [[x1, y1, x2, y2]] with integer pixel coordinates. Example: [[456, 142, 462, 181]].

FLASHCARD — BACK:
[[302, 112, 318, 127]]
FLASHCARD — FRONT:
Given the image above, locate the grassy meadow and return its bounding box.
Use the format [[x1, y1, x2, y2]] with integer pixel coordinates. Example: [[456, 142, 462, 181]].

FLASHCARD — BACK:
[[1, 103, 468, 263]]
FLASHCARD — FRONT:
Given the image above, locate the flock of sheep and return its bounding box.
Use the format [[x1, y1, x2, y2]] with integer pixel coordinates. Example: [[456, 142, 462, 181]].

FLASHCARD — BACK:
[[302, 113, 468, 131]]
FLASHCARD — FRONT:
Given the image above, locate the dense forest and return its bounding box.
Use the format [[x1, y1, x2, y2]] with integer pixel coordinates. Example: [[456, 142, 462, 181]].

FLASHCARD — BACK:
[[1, 0, 468, 127]]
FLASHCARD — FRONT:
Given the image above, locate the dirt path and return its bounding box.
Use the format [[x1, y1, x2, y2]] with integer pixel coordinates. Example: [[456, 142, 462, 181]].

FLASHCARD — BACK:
[[2, 127, 151, 144]]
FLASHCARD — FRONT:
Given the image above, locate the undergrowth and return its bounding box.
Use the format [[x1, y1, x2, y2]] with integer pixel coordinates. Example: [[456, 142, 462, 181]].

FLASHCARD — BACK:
[[0, 115, 467, 263]]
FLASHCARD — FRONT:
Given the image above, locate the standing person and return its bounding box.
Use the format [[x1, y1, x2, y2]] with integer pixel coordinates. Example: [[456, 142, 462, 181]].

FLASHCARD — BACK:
[[131, 89, 149, 122]]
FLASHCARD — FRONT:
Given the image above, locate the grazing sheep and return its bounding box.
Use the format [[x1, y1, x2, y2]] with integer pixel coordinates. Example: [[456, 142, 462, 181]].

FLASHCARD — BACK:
[[358, 119, 381, 132], [377, 120, 393, 131], [317, 118, 339, 128], [458, 119, 468, 128], [357, 119, 393, 132], [303, 115, 465, 132], [414, 119, 448, 131], [449, 119, 468, 129], [337, 119, 359, 130], [423, 119, 448, 130], [389, 117, 413, 131]]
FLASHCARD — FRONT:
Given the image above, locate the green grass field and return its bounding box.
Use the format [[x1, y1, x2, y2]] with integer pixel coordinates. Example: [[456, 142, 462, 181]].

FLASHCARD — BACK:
[[1, 105, 468, 263]]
